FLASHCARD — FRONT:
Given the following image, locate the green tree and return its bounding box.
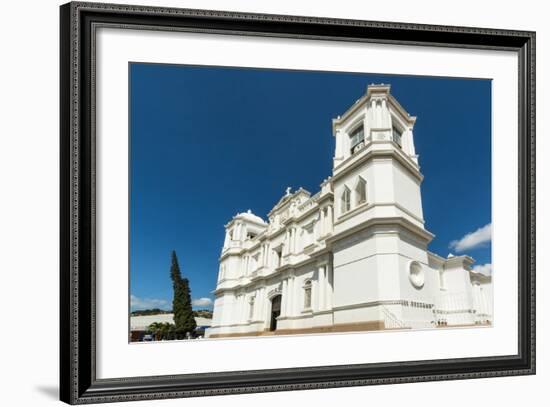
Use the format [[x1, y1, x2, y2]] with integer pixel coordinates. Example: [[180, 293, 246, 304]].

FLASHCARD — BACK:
[[170, 251, 196, 338], [147, 322, 174, 341]]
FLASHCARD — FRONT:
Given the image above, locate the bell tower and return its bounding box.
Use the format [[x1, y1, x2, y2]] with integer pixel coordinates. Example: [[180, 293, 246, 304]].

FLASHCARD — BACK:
[[333, 84, 418, 168], [329, 84, 436, 329], [330, 84, 425, 230]]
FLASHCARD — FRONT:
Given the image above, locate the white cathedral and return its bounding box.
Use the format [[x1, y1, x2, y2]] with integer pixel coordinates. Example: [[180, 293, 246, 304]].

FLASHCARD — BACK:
[[206, 84, 492, 338]]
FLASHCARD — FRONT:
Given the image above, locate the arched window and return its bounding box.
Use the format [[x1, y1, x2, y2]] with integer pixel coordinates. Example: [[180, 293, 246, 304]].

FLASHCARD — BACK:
[[355, 177, 367, 205], [303, 280, 312, 309], [349, 125, 365, 154], [341, 186, 351, 214]]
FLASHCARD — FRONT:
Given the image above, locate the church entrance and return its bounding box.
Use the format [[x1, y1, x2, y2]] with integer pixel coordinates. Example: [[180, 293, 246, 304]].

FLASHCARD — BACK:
[[269, 295, 282, 331]]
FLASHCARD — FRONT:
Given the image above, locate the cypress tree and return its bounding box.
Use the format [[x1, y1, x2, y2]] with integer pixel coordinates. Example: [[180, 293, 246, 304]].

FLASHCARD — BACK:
[[180, 276, 197, 335], [170, 251, 196, 338]]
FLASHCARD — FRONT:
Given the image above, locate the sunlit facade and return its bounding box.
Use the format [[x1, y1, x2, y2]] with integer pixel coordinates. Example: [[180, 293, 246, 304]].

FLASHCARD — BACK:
[[206, 84, 492, 338]]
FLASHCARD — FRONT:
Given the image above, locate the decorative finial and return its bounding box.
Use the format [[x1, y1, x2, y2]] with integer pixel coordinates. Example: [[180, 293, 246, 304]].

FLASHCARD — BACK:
[[247, 209, 252, 214], [285, 186, 292, 196]]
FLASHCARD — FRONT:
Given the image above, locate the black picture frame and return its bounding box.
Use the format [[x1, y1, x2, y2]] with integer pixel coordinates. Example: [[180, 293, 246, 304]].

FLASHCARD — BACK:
[[60, 2, 536, 404]]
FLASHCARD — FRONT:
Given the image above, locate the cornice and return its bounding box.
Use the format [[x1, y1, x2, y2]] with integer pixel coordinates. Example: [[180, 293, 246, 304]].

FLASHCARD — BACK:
[[334, 201, 425, 226], [327, 216, 435, 246], [332, 141, 423, 183], [214, 247, 331, 294], [443, 255, 475, 270], [332, 87, 416, 134]]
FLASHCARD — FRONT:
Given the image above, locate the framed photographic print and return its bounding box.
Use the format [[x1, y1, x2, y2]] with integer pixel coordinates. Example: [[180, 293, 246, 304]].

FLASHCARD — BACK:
[[60, 1, 536, 404]]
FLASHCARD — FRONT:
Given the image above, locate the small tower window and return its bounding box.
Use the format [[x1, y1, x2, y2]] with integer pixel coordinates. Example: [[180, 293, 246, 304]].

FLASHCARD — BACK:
[[303, 280, 312, 309], [341, 186, 351, 214], [349, 125, 365, 154], [392, 126, 402, 147], [355, 177, 367, 205]]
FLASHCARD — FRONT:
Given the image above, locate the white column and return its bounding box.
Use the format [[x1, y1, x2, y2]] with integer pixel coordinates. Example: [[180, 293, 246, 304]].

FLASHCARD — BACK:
[[382, 99, 390, 128], [236, 295, 242, 323], [363, 113, 370, 142], [335, 128, 342, 159], [281, 279, 288, 316], [370, 99, 377, 129], [319, 265, 326, 311], [254, 290, 258, 320], [312, 277, 319, 312], [265, 288, 271, 325], [289, 229, 294, 253], [319, 209, 325, 237], [282, 229, 290, 256], [408, 129, 416, 156], [223, 230, 230, 247], [314, 217, 319, 241], [327, 206, 333, 233], [288, 277, 294, 317], [261, 290, 267, 326], [327, 265, 333, 309], [241, 295, 247, 322], [480, 288, 488, 316], [324, 265, 328, 310]]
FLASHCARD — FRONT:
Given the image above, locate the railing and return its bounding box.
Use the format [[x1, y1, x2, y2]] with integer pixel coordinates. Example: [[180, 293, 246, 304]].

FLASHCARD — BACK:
[[432, 291, 493, 326], [381, 306, 408, 329], [434, 292, 471, 314]]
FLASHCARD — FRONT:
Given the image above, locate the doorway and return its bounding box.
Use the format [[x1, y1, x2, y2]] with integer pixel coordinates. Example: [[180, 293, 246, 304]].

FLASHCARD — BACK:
[[269, 295, 282, 331]]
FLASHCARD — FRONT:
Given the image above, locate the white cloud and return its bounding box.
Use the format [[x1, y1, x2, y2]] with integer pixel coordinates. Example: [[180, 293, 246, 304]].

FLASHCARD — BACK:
[[449, 223, 492, 252], [473, 263, 492, 275], [130, 295, 170, 311], [192, 297, 213, 308]]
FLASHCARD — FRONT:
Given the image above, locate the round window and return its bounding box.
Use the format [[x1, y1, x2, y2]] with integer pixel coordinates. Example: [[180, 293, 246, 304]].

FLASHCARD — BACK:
[[408, 261, 424, 288]]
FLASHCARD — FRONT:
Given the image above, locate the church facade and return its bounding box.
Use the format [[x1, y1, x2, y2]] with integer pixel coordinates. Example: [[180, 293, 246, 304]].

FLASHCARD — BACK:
[[206, 84, 492, 338]]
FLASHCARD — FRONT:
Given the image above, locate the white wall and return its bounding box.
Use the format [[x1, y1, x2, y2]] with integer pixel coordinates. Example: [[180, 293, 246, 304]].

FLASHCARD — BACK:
[[0, 0, 546, 406]]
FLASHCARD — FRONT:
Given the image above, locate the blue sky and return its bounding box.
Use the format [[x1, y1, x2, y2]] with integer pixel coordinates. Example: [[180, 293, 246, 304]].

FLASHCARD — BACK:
[[129, 63, 492, 311]]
